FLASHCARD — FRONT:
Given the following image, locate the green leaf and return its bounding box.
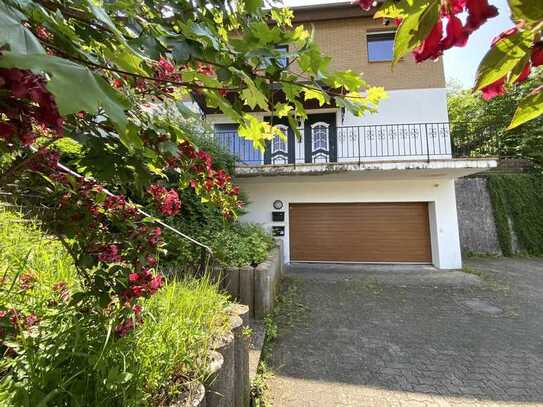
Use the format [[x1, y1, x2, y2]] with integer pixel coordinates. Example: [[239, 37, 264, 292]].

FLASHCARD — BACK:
[[120, 123, 144, 151], [298, 43, 331, 75], [241, 84, 268, 110], [475, 30, 533, 90], [87, 1, 119, 33], [393, 0, 439, 64], [0, 52, 128, 132], [303, 87, 326, 106], [326, 70, 365, 91], [273, 102, 293, 118], [375, 0, 413, 19], [188, 22, 221, 50], [507, 0, 543, 24], [508, 91, 543, 129], [287, 112, 302, 141], [245, 0, 263, 14], [0, 6, 45, 54], [169, 39, 197, 64], [238, 114, 274, 151], [102, 45, 146, 75]]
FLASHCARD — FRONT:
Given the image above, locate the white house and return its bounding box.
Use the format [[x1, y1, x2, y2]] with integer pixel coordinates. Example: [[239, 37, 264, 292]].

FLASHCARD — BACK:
[[202, 1, 496, 269]]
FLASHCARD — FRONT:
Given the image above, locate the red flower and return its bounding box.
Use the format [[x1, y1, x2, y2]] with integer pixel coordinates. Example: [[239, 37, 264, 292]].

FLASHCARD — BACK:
[[465, 0, 498, 33], [413, 20, 444, 62], [515, 63, 531, 84], [115, 318, 135, 337], [53, 281, 70, 301], [25, 314, 38, 327], [161, 190, 181, 216], [204, 178, 214, 191], [444, 0, 466, 15], [0, 123, 15, 141], [19, 273, 35, 290], [97, 244, 122, 263], [441, 15, 469, 50], [148, 275, 163, 293], [131, 285, 145, 297], [113, 79, 122, 88], [19, 132, 36, 146], [104, 195, 127, 210], [353, 0, 374, 11], [159, 58, 175, 73], [147, 227, 162, 246], [197, 63, 215, 76], [481, 77, 505, 100], [531, 44, 543, 67], [146, 256, 158, 267], [147, 185, 181, 216], [128, 273, 140, 283], [179, 141, 197, 159], [133, 304, 142, 315]]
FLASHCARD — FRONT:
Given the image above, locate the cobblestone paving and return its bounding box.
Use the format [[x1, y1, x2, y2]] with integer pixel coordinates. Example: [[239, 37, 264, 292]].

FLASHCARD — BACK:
[[267, 259, 543, 407]]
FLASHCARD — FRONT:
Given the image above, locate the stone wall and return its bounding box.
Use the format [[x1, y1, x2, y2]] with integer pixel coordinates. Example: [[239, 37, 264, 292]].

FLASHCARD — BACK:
[[455, 177, 502, 255]]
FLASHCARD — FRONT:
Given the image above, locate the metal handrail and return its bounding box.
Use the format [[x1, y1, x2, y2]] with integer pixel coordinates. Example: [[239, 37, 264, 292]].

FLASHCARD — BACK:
[[214, 122, 502, 165]]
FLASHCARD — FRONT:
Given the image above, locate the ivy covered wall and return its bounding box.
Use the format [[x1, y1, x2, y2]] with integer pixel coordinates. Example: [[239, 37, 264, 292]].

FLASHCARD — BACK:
[[487, 173, 543, 256]]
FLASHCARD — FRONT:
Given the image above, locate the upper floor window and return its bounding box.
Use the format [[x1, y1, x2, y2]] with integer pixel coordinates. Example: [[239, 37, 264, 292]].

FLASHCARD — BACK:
[[367, 31, 395, 62]]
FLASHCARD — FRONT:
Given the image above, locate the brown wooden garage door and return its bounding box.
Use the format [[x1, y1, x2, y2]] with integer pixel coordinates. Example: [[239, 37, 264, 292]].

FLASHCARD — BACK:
[[289, 202, 432, 263]]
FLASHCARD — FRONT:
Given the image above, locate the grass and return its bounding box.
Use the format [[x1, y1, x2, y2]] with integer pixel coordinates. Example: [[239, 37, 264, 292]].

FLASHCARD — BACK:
[[462, 266, 510, 294], [0, 205, 78, 300], [0, 206, 232, 406], [126, 277, 231, 404]]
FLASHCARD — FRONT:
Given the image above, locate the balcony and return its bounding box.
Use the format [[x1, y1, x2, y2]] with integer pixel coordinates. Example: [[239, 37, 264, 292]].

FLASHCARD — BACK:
[[214, 122, 499, 177]]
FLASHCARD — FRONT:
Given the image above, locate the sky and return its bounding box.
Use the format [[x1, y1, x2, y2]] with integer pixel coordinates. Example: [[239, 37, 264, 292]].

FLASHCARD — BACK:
[[283, 0, 514, 89]]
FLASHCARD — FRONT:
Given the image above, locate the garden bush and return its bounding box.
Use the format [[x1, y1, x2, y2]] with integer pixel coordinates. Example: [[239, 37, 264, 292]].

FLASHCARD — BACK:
[[0, 208, 230, 406], [161, 189, 274, 269]]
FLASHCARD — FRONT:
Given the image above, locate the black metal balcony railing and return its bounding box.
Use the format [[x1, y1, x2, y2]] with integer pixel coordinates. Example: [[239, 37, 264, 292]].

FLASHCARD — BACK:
[[214, 122, 499, 166]]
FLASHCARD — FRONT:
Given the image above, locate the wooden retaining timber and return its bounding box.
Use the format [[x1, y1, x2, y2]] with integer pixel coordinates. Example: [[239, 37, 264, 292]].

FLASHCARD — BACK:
[[217, 241, 284, 320], [203, 305, 251, 407], [202, 243, 283, 407]]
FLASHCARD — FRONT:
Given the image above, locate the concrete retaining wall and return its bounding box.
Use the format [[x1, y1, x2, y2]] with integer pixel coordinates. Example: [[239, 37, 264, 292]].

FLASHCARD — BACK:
[[216, 240, 283, 319]]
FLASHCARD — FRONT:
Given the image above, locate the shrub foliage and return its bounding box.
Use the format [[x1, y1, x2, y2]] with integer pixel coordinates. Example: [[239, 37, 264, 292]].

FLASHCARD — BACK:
[[487, 173, 543, 256]]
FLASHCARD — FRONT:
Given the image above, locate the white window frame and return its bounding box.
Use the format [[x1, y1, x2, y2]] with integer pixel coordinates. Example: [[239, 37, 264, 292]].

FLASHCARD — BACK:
[[272, 124, 288, 154], [311, 121, 330, 152]]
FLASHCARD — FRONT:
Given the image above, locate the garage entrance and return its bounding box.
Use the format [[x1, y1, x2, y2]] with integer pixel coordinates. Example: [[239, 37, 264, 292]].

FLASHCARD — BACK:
[[289, 202, 432, 263]]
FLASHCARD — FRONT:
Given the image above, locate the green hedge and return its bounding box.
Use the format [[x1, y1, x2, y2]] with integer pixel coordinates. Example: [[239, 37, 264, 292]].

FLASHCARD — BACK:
[[487, 173, 543, 256]]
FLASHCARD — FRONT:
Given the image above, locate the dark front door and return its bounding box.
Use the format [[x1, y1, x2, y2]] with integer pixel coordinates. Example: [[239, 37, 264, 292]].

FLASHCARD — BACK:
[[263, 116, 296, 165], [304, 113, 337, 163]]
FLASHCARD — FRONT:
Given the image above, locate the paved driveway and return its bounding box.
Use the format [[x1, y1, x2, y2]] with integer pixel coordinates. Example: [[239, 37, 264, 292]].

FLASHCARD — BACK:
[[267, 259, 543, 406]]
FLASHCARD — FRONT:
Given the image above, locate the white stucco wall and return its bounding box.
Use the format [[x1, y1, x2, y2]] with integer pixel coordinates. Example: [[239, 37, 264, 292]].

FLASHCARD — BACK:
[[343, 88, 449, 125], [238, 175, 462, 269]]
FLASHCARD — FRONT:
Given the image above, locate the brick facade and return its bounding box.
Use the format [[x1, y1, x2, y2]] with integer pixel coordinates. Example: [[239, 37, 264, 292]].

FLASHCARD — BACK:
[[294, 16, 446, 90]]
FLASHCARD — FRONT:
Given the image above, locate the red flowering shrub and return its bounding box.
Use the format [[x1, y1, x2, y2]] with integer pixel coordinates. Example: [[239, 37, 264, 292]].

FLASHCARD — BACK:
[[148, 184, 182, 216], [0, 69, 63, 147], [411, 0, 498, 63], [0, 66, 242, 336]]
